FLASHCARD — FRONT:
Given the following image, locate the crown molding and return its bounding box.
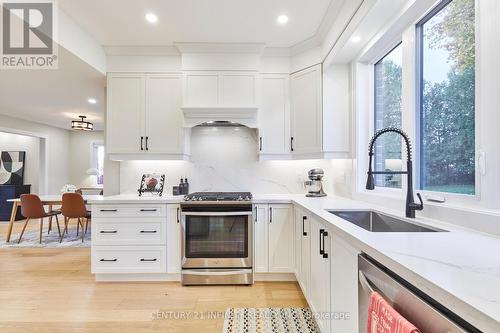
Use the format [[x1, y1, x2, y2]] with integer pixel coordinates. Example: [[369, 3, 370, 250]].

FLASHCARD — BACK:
[[104, 45, 180, 56], [174, 42, 266, 54]]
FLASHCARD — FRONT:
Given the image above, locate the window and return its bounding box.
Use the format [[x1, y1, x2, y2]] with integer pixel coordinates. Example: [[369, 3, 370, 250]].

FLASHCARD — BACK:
[[92, 143, 105, 185], [417, 0, 475, 195], [374, 43, 403, 188]]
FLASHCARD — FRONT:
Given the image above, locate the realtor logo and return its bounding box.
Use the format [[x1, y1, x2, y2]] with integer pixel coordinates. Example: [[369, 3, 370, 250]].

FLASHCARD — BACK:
[[1, 0, 58, 69]]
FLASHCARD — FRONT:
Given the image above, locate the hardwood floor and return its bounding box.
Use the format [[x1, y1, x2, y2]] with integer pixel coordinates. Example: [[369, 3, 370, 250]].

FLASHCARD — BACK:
[[0, 221, 307, 333]]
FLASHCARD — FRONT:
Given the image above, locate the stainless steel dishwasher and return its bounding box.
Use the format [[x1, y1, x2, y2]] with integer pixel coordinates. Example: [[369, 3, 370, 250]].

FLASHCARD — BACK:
[[358, 254, 481, 333]]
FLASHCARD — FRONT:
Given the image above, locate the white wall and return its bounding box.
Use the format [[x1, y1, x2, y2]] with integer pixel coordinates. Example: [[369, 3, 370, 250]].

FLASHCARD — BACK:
[[0, 132, 40, 193], [0, 114, 70, 194], [69, 130, 104, 187], [120, 127, 336, 195]]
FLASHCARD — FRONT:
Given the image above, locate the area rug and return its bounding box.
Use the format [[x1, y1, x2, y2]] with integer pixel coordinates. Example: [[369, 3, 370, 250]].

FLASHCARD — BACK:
[[222, 308, 320, 333], [1, 229, 90, 248]]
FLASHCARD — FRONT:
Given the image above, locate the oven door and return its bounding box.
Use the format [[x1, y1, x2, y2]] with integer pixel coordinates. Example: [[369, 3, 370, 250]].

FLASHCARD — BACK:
[[181, 210, 253, 269]]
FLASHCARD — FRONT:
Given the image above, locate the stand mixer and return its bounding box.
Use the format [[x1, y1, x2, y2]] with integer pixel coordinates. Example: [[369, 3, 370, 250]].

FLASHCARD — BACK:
[[304, 169, 327, 197]]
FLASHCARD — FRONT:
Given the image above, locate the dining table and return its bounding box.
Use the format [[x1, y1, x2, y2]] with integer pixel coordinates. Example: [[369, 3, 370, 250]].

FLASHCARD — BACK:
[[5, 194, 103, 243]]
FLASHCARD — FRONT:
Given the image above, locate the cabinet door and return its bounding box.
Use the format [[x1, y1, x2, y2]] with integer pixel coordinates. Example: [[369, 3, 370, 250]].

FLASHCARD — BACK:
[[107, 74, 145, 154], [309, 217, 331, 333], [259, 74, 290, 155], [253, 204, 269, 273], [268, 204, 294, 273], [300, 213, 311, 300], [166, 204, 181, 273], [146, 75, 185, 154], [294, 206, 302, 278], [290, 64, 323, 155], [331, 235, 360, 332]]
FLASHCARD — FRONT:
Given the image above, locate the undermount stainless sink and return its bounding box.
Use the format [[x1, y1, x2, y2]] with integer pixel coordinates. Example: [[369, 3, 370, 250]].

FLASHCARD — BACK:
[[328, 210, 446, 232]]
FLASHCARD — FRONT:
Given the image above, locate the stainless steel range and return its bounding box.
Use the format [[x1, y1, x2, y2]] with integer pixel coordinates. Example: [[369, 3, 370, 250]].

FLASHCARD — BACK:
[[180, 192, 253, 285]]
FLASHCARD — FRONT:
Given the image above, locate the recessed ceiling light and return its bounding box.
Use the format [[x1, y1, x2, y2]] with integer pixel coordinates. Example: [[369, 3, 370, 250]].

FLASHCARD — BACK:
[[277, 15, 289, 25], [87, 98, 97, 104], [351, 36, 361, 43], [145, 12, 158, 24]]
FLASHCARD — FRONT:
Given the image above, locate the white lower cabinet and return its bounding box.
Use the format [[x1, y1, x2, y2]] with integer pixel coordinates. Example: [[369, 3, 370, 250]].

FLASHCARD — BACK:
[[166, 204, 181, 273], [331, 235, 360, 332], [295, 206, 311, 299], [254, 204, 269, 273], [309, 216, 331, 333], [91, 203, 180, 278], [253, 204, 294, 273]]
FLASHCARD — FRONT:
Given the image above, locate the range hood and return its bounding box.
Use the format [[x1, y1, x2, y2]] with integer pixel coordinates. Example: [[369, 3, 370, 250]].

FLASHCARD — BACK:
[[182, 106, 258, 128]]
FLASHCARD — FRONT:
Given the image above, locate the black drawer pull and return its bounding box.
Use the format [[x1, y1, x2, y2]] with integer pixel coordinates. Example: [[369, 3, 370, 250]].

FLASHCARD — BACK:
[[99, 230, 117, 234], [100, 209, 117, 212], [140, 230, 157, 233], [100, 258, 117, 262], [302, 216, 307, 236], [140, 209, 157, 212], [140, 258, 157, 262]]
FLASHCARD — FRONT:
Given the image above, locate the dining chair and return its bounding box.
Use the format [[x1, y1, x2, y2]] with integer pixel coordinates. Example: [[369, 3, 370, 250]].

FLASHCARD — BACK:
[[18, 194, 61, 244], [60, 193, 91, 243]]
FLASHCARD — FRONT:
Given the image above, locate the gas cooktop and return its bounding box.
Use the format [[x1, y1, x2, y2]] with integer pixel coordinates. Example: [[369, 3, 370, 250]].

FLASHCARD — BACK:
[[183, 192, 252, 202]]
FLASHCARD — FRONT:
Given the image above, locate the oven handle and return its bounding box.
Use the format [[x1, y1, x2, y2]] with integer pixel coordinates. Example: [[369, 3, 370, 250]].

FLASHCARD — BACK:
[[182, 269, 252, 276], [181, 212, 252, 217]]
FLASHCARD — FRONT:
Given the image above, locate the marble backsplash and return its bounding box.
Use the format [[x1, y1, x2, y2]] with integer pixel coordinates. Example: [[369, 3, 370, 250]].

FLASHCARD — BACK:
[[119, 126, 347, 195]]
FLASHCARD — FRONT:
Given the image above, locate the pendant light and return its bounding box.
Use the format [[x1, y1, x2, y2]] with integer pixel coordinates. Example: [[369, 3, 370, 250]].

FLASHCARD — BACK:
[[71, 115, 93, 131]]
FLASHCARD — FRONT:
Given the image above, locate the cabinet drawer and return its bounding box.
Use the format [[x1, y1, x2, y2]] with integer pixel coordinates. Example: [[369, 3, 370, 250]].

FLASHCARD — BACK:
[[92, 219, 166, 245], [92, 246, 166, 274], [92, 204, 166, 218]]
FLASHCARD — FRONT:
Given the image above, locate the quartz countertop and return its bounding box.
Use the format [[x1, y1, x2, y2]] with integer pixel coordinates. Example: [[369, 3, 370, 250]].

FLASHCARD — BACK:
[[90, 193, 500, 331]]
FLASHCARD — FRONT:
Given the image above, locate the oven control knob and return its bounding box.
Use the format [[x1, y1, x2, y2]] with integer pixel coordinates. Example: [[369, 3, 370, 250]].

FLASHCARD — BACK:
[[198, 197, 203, 201], [245, 196, 250, 201], [237, 196, 243, 201]]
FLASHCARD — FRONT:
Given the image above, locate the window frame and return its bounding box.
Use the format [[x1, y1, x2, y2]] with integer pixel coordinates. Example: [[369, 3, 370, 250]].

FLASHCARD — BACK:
[[414, 0, 479, 199], [355, 0, 481, 205], [373, 42, 404, 190], [90, 141, 105, 185]]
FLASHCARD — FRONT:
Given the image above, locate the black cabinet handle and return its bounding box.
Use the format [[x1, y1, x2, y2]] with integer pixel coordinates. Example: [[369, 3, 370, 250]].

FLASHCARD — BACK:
[[100, 209, 117, 212], [141, 136, 144, 151], [100, 258, 117, 262], [269, 207, 273, 223], [302, 216, 307, 236], [322, 231, 329, 259], [145, 136, 149, 151], [254, 206, 258, 222], [259, 137, 263, 151], [140, 258, 157, 262], [140, 209, 157, 212], [319, 229, 324, 255], [177, 207, 180, 223], [99, 230, 117, 234], [140, 230, 157, 233], [291, 137, 294, 152]]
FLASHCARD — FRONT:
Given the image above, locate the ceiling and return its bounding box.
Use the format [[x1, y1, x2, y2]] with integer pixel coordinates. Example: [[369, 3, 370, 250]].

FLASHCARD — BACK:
[[57, 0, 335, 48], [0, 47, 105, 131]]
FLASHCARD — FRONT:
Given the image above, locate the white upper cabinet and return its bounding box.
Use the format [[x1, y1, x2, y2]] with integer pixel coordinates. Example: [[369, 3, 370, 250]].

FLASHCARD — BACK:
[[107, 73, 190, 160], [183, 71, 258, 107], [258, 74, 290, 158], [146, 74, 188, 154], [106, 74, 145, 154], [290, 64, 323, 156]]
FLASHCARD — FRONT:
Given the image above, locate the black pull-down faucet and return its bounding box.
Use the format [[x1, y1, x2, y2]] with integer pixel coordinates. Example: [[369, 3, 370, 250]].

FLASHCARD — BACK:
[[366, 127, 423, 218]]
